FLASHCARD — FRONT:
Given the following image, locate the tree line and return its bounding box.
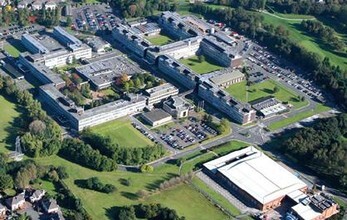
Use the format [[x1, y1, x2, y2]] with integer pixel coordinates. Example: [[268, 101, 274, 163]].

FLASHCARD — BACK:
[[0, 75, 63, 158], [81, 130, 166, 165], [301, 20, 345, 51], [59, 138, 117, 171], [75, 177, 117, 194], [110, 0, 177, 18], [279, 114, 347, 190], [190, 4, 347, 110], [118, 203, 185, 220]]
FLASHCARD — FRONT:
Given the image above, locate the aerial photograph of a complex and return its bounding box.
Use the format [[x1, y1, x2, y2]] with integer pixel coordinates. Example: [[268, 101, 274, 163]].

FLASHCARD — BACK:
[[0, 0, 346, 219]]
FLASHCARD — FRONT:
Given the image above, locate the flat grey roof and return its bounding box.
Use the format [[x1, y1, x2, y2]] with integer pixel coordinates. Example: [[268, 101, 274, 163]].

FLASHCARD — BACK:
[[209, 69, 244, 85], [142, 109, 171, 122]]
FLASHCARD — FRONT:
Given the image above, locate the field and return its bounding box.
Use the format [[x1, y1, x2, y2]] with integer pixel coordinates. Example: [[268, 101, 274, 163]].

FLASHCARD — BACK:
[[146, 32, 174, 46], [3, 39, 27, 58], [3, 44, 21, 57], [259, 12, 347, 70], [225, 79, 308, 109], [35, 155, 230, 220], [32, 140, 253, 219], [180, 55, 224, 74], [0, 95, 20, 154], [91, 117, 153, 148], [267, 103, 331, 131]]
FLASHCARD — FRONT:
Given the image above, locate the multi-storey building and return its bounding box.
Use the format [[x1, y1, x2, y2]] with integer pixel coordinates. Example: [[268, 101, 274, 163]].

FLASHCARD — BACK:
[[146, 36, 202, 63], [200, 35, 242, 67], [144, 83, 179, 107], [112, 23, 151, 57], [198, 80, 256, 124], [157, 55, 198, 90]]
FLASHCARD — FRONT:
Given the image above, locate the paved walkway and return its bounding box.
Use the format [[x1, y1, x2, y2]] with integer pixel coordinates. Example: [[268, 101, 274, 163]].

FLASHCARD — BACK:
[[196, 171, 256, 214]]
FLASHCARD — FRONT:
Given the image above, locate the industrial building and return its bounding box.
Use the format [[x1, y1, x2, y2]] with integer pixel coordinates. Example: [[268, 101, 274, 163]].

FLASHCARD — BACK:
[[250, 97, 288, 118], [163, 96, 191, 118], [209, 69, 245, 88], [144, 83, 179, 107], [75, 55, 142, 90], [85, 36, 111, 54], [21, 27, 92, 68], [141, 109, 173, 127], [203, 146, 308, 211]]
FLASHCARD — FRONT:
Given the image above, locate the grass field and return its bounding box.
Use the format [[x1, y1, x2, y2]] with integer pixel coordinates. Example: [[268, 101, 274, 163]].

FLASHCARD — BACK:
[[3, 44, 21, 57], [267, 103, 331, 131], [91, 117, 153, 148], [260, 12, 347, 70], [225, 79, 308, 109], [0, 95, 20, 154], [180, 55, 224, 74], [35, 155, 230, 220], [146, 33, 174, 46]]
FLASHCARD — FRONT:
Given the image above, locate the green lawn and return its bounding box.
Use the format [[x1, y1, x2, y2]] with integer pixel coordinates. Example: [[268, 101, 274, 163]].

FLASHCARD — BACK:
[[260, 12, 347, 70], [0, 95, 20, 154], [146, 33, 174, 46], [3, 44, 21, 57], [146, 183, 228, 220], [180, 55, 224, 74], [267, 103, 331, 131], [225, 79, 308, 109], [35, 155, 229, 220], [91, 117, 153, 148]]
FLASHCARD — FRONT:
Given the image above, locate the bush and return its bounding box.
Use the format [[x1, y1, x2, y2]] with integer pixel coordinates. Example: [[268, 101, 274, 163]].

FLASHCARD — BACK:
[[77, 177, 117, 194], [140, 164, 154, 173]]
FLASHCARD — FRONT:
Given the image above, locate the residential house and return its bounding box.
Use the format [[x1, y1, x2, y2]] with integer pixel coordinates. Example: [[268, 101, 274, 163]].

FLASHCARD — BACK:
[[30, 189, 46, 203], [6, 193, 26, 211]]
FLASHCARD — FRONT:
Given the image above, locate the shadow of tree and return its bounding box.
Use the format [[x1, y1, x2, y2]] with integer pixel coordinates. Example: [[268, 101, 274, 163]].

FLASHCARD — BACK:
[[120, 191, 138, 200]]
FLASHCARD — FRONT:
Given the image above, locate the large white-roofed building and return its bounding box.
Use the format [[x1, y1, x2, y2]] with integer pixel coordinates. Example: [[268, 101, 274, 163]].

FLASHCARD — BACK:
[[203, 146, 307, 211]]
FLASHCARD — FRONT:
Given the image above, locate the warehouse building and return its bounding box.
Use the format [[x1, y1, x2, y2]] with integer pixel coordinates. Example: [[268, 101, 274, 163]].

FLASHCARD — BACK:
[[203, 146, 308, 211], [250, 97, 288, 118], [209, 69, 245, 88], [141, 109, 173, 127]]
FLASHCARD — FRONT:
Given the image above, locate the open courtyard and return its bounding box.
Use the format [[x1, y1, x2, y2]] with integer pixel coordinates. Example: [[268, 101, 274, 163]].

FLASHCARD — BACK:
[[180, 55, 224, 74], [145, 32, 175, 46], [225, 79, 308, 109], [91, 117, 153, 148]]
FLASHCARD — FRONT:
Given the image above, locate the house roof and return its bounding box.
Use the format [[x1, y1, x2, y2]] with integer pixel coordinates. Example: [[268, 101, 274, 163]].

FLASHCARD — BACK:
[[46, 199, 59, 210], [6, 193, 25, 206], [31, 189, 45, 199], [0, 203, 6, 210]]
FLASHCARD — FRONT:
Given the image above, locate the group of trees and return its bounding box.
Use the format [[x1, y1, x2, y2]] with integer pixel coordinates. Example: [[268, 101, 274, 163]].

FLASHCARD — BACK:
[[118, 203, 185, 220], [0, 75, 62, 158], [267, 0, 347, 25], [37, 5, 61, 27], [76, 177, 117, 194], [59, 138, 117, 171], [216, 0, 266, 10], [203, 114, 229, 134], [301, 20, 345, 51], [121, 73, 164, 93], [190, 4, 347, 110], [280, 114, 347, 190], [111, 0, 177, 18], [0, 7, 30, 26], [81, 130, 166, 165]]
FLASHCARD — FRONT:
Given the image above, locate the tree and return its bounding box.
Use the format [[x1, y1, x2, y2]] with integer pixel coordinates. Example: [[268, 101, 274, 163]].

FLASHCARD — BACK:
[[137, 189, 149, 198], [118, 206, 136, 220], [140, 164, 154, 173], [66, 16, 72, 27], [197, 55, 205, 63], [273, 86, 279, 93], [29, 120, 46, 136], [0, 174, 13, 191]]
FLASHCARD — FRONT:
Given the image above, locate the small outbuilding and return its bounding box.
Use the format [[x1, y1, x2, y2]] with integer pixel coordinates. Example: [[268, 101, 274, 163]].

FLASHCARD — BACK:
[[141, 109, 172, 127]]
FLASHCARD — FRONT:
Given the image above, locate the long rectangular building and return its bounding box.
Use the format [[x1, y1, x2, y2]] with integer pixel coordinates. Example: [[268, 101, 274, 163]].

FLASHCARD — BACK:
[[198, 80, 255, 124], [39, 84, 147, 131], [157, 55, 197, 90], [144, 83, 179, 106], [203, 146, 307, 211]]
